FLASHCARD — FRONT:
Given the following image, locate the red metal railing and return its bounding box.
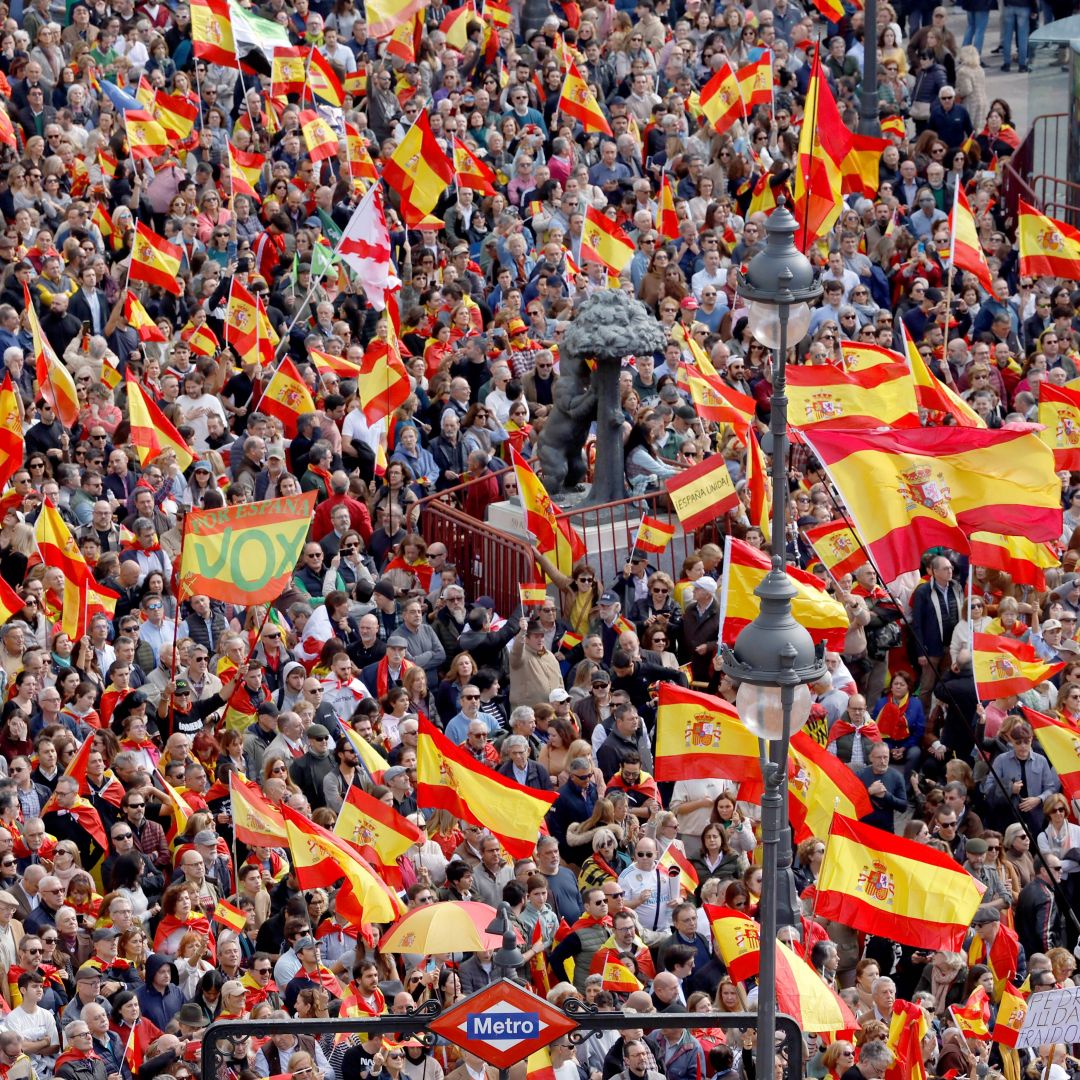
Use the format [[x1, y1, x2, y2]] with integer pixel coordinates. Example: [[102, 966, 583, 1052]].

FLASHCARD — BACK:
[[1001, 113, 1080, 224], [419, 499, 535, 617]]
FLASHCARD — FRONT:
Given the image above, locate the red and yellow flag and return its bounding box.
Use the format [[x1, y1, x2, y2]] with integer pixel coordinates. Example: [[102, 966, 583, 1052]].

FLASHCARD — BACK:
[[125, 374, 195, 472], [225, 279, 263, 365], [581, 205, 634, 275], [1022, 706, 1080, 802], [800, 426, 1060, 584], [258, 357, 315, 436], [229, 775, 288, 847], [383, 109, 454, 226], [654, 683, 759, 782], [0, 107, 15, 150], [415, 718, 557, 858], [720, 536, 849, 651], [27, 285, 78, 427], [228, 143, 265, 201], [282, 803, 406, 925], [271, 45, 307, 94], [842, 133, 891, 198], [35, 499, 92, 641], [787, 732, 873, 843], [130, 221, 183, 296], [358, 330, 410, 425], [124, 291, 166, 342], [969, 532, 1058, 590], [633, 515, 676, 554], [655, 174, 679, 241], [880, 115, 906, 139], [509, 445, 586, 578], [123, 110, 167, 159], [600, 958, 643, 993], [344, 125, 379, 187], [738, 53, 773, 111], [453, 137, 497, 195], [365, 0, 426, 37], [973, 632, 1064, 698], [309, 346, 362, 381], [992, 983, 1028, 1047], [950, 185, 995, 295], [816, 815, 986, 950], [743, 428, 772, 543], [153, 92, 198, 140], [0, 373, 22, 493], [525, 1049, 556, 1080], [951, 987, 991, 1040], [665, 453, 739, 531], [658, 843, 698, 896], [787, 361, 920, 430], [179, 492, 318, 606], [704, 905, 762, 982], [298, 109, 339, 162], [309, 49, 345, 108], [558, 62, 612, 135], [968, 921, 1020, 996], [776, 941, 856, 1034], [888, 1001, 929, 1080], [519, 583, 548, 607], [191, 0, 235, 65], [1038, 380, 1080, 471], [803, 519, 868, 580], [334, 784, 421, 874], [685, 366, 756, 425], [794, 49, 852, 247], [1018, 199, 1080, 279], [699, 61, 743, 135], [212, 898, 248, 933], [901, 327, 984, 428]]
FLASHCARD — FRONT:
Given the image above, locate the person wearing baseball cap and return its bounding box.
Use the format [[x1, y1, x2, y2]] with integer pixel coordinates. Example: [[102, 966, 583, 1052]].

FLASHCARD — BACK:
[[683, 576, 720, 683]]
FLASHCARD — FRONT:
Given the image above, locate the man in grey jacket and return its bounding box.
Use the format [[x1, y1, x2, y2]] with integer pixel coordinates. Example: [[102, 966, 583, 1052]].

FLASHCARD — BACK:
[[982, 719, 1060, 834], [399, 599, 446, 683]]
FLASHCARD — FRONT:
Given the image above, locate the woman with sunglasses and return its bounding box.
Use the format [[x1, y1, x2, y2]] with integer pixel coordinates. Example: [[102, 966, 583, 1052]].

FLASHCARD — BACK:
[[530, 554, 601, 636]]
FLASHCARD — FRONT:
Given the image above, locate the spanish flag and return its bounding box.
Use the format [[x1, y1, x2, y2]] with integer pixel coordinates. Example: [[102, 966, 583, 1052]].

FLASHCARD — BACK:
[[972, 631, 1064, 698], [950, 987, 991, 1040], [439, 3, 475, 49], [0, 576, 16, 636], [230, 774, 288, 847], [842, 133, 891, 199], [558, 62, 612, 136], [802, 519, 868, 580], [258, 357, 315, 437], [992, 983, 1028, 1047], [665, 453, 739, 531], [776, 941, 856, 1034], [658, 844, 698, 897], [969, 532, 1058, 590], [786, 361, 920, 430], [485, 0, 511, 26], [340, 724, 391, 785], [156, 771, 191, 846], [453, 136, 497, 196], [653, 683, 759, 782], [35, 499, 92, 641], [383, 109, 454, 225], [298, 109, 339, 162], [888, 1001, 929, 1080], [743, 429, 771, 543], [950, 185, 995, 296], [655, 174, 679, 241], [704, 905, 762, 982], [1022, 706, 1080, 801], [633, 516, 676, 554], [509, 445, 586, 579], [186, 322, 219, 358], [901, 327, 984, 428], [816, 815, 985, 950], [809, 0, 845, 20], [519, 583, 548, 607], [130, 221, 183, 296], [358, 330, 410, 425], [880, 115, 906, 139], [794, 49, 851, 246], [581, 204, 634, 275], [125, 374, 194, 472], [309, 346, 362, 381], [0, 107, 14, 149], [345, 125, 379, 187], [228, 143, 265, 201], [92, 203, 113, 245], [1038, 381, 1080, 471], [525, 1049, 556, 1080], [0, 374, 22, 493], [366, 0, 425, 38], [787, 732, 873, 843], [225, 279, 261, 364], [309, 48, 345, 108], [1018, 199, 1080, 279], [600, 958, 643, 993], [123, 110, 167, 160], [212, 898, 248, 933], [719, 536, 849, 652], [415, 717, 557, 858], [271, 45, 307, 94], [153, 92, 198, 140], [191, 0, 235, 65], [26, 285, 79, 427], [124, 291, 166, 342], [334, 784, 421, 887], [282, 803, 406, 925], [686, 366, 755, 425], [699, 61, 743, 136], [800, 426, 1060, 585], [737, 53, 772, 111], [968, 920, 1021, 996]]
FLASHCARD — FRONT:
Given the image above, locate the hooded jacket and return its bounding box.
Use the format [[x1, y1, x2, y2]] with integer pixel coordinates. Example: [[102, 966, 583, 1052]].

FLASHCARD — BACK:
[[136, 954, 185, 1032]]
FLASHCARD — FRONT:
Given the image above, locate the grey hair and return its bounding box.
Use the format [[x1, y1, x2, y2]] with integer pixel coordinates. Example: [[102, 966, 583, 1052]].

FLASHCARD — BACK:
[[858, 1041, 894, 1072], [568, 757, 590, 774], [502, 735, 529, 754], [509, 706, 535, 728]]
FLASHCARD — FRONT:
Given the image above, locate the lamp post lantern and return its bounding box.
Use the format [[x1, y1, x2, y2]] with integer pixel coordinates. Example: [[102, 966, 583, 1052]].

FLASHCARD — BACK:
[[721, 199, 828, 1080]]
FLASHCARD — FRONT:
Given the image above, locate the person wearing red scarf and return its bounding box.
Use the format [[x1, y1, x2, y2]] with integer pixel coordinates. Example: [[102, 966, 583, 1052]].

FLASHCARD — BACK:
[[825, 695, 883, 768], [338, 959, 385, 1018], [871, 671, 926, 784], [152, 885, 215, 962], [547, 888, 614, 993], [54, 1024, 105, 1080], [241, 959, 282, 1012]]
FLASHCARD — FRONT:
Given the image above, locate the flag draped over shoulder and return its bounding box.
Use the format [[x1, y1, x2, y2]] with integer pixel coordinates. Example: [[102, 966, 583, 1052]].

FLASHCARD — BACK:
[[179, 492, 318, 604], [800, 426, 1061, 584], [816, 815, 986, 950], [415, 718, 556, 858]]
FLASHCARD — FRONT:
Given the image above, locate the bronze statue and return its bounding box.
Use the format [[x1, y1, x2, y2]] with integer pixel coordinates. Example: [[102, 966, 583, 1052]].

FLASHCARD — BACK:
[[536, 290, 668, 506]]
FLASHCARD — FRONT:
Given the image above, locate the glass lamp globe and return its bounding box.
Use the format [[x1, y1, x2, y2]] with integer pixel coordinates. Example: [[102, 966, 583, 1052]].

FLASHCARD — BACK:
[[735, 680, 813, 741], [746, 300, 813, 352]]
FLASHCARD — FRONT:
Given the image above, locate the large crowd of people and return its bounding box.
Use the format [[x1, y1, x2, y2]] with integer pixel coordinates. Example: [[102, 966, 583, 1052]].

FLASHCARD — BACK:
[[0, 0, 1074, 1078]]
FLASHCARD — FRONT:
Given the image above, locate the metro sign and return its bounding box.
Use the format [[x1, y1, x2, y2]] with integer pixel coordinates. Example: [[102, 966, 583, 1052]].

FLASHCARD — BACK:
[[427, 978, 578, 1069]]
